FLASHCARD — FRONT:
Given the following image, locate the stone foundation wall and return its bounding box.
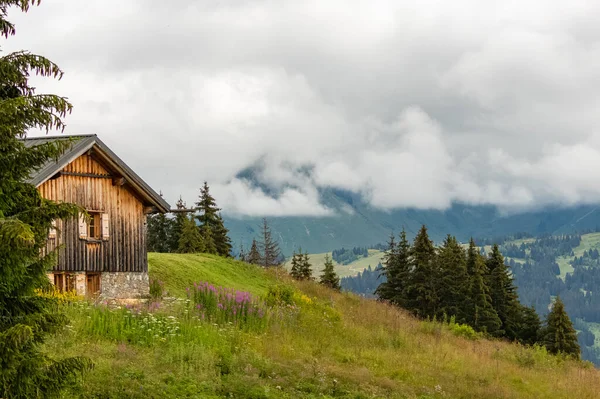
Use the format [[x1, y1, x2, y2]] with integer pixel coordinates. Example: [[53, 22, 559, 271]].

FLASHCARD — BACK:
[[47, 271, 149, 299], [100, 272, 149, 299]]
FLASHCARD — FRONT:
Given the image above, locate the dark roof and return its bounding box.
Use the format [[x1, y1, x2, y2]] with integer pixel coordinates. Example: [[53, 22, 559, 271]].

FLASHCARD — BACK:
[[22, 134, 170, 213]]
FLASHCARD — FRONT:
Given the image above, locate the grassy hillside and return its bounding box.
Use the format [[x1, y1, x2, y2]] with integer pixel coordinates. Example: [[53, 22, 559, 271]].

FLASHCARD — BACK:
[[555, 232, 600, 279], [45, 253, 600, 398], [284, 249, 384, 278]]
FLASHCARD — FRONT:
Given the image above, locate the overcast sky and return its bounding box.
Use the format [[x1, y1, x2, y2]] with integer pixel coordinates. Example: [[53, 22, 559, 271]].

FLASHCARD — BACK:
[[6, 1, 600, 216]]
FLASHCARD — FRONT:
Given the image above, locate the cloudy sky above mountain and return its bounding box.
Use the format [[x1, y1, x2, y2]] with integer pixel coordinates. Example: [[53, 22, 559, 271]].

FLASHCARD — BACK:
[[6, 1, 600, 216]]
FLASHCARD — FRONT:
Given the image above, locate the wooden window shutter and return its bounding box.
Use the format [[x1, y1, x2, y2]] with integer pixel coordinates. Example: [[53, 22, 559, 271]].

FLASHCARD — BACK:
[[102, 213, 110, 240], [48, 219, 57, 239], [78, 213, 87, 240]]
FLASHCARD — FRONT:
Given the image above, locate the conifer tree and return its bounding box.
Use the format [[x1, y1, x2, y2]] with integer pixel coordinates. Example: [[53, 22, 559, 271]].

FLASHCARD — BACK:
[[201, 223, 217, 254], [466, 238, 478, 281], [213, 213, 232, 257], [404, 225, 438, 319], [169, 196, 188, 252], [196, 181, 220, 226], [468, 249, 501, 334], [376, 230, 412, 306], [195, 182, 231, 257], [300, 251, 313, 280], [515, 305, 542, 346], [542, 297, 580, 358], [247, 238, 261, 265], [258, 218, 282, 267], [436, 235, 470, 323], [486, 244, 521, 339], [289, 249, 303, 279], [147, 211, 173, 253], [0, 2, 92, 395], [177, 214, 205, 253], [375, 233, 398, 302], [238, 243, 246, 262], [320, 254, 340, 290]]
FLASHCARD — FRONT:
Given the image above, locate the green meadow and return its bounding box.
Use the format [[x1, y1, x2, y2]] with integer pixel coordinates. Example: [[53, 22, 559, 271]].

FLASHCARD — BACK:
[[45, 253, 600, 399]]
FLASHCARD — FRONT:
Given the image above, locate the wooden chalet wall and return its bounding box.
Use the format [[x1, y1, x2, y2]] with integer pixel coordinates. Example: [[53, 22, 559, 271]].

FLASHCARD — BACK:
[[39, 153, 148, 273]]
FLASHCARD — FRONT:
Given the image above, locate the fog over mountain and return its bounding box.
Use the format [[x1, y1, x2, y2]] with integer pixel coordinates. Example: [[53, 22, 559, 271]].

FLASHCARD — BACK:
[[9, 1, 600, 216]]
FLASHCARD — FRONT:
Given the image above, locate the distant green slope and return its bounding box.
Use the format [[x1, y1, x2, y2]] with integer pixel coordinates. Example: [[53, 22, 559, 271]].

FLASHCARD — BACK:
[[283, 249, 384, 278]]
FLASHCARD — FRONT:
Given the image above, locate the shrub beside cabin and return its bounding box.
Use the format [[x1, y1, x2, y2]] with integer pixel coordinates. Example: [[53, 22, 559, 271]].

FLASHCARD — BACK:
[[23, 135, 170, 299]]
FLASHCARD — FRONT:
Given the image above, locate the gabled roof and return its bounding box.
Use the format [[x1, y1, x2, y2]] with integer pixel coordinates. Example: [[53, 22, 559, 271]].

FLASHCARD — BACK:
[[22, 134, 170, 213]]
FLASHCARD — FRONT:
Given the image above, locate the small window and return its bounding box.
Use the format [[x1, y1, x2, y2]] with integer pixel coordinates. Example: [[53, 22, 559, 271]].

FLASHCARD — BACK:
[[53, 273, 75, 293], [88, 212, 102, 239]]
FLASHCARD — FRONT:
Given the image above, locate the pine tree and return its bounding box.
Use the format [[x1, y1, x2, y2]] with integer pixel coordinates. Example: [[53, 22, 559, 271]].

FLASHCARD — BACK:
[[247, 239, 261, 265], [486, 244, 521, 339], [213, 213, 232, 257], [146, 212, 173, 253], [542, 297, 580, 358], [320, 254, 340, 290], [300, 251, 313, 280], [515, 305, 542, 346], [238, 243, 246, 262], [169, 196, 188, 252], [404, 225, 438, 319], [375, 232, 398, 302], [436, 235, 470, 323], [201, 223, 217, 254], [467, 248, 501, 334], [258, 218, 282, 267], [289, 249, 303, 279], [195, 182, 232, 257], [178, 214, 205, 253], [0, 2, 92, 395], [196, 181, 220, 226]]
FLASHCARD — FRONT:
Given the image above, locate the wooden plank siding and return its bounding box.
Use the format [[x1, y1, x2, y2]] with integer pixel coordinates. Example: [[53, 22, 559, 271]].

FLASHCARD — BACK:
[[39, 153, 148, 273]]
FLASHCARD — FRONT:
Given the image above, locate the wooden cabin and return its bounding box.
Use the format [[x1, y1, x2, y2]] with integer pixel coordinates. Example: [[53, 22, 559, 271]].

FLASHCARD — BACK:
[[23, 134, 170, 299]]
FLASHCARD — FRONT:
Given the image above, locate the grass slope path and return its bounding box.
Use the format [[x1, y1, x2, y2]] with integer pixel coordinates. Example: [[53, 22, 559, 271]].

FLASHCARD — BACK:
[[45, 253, 600, 399]]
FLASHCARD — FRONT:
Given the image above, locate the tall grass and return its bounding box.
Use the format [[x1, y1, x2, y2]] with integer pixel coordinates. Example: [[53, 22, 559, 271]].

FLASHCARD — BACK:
[[42, 253, 600, 399], [187, 281, 268, 331]]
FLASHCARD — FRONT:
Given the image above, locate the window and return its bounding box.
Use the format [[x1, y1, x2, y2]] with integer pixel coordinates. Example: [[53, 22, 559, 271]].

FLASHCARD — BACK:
[[79, 211, 110, 241], [88, 212, 101, 239], [53, 273, 75, 293]]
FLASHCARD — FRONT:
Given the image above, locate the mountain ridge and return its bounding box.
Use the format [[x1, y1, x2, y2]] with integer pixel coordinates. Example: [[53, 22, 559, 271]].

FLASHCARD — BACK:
[[223, 187, 600, 255]]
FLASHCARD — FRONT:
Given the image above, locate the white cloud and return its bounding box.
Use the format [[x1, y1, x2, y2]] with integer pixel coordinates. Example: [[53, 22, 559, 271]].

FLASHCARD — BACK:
[[5, 0, 600, 216]]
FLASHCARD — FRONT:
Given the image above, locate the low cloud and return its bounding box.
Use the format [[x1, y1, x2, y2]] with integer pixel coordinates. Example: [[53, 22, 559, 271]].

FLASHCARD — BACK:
[[7, 0, 600, 216]]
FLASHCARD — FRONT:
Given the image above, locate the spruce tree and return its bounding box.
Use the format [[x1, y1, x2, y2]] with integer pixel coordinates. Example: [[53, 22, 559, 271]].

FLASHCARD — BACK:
[[486, 244, 521, 339], [542, 297, 580, 358], [289, 249, 303, 279], [320, 254, 340, 290], [201, 223, 217, 254], [258, 218, 282, 267], [436, 235, 470, 323], [375, 233, 398, 302], [247, 239, 261, 265], [196, 181, 220, 226], [212, 213, 232, 257], [169, 196, 188, 252], [404, 225, 438, 319], [300, 251, 313, 280], [467, 249, 501, 334], [516, 305, 542, 346], [177, 214, 205, 253], [0, 2, 92, 396], [195, 182, 231, 257], [238, 243, 246, 262], [146, 212, 172, 253]]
